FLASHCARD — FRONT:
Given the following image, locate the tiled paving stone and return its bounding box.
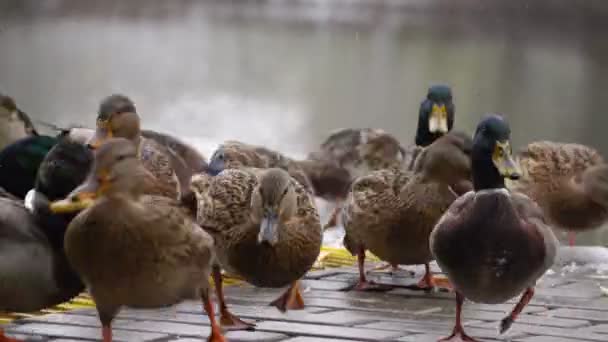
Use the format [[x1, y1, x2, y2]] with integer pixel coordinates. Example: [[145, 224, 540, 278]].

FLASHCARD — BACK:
[[254, 320, 404, 340], [535, 308, 608, 322], [396, 333, 502, 342], [467, 322, 608, 342], [515, 337, 603, 342], [170, 330, 287, 341], [7, 323, 167, 341], [281, 337, 366, 342], [21, 313, 134, 328]]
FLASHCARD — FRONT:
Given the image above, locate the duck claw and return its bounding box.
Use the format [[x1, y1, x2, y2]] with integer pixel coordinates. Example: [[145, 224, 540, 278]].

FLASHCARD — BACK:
[[219, 311, 256, 331]]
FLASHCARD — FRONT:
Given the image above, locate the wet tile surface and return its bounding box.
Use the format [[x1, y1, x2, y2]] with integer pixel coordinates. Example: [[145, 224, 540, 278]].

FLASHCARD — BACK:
[[4, 259, 608, 342]]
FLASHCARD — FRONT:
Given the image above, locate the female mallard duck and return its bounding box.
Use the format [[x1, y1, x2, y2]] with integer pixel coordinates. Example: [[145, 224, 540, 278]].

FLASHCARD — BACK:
[[49, 138, 224, 342], [206, 140, 314, 193], [430, 114, 558, 342], [190, 167, 322, 330], [509, 141, 608, 246], [0, 138, 92, 342], [342, 131, 472, 292], [87, 94, 180, 199], [305, 84, 456, 230], [0, 93, 38, 150]]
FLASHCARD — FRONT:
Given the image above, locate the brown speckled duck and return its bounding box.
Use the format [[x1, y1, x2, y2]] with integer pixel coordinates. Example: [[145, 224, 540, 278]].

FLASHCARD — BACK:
[[342, 131, 472, 292], [190, 167, 322, 330], [0, 93, 38, 150], [509, 141, 608, 246], [206, 140, 314, 193], [87, 94, 180, 199], [430, 115, 558, 342], [49, 138, 224, 342]]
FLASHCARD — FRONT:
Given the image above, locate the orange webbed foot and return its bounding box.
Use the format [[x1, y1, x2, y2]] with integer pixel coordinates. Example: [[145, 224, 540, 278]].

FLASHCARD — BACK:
[[270, 281, 306, 312], [341, 279, 394, 292], [438, 330, 478, 342], [0, 330, 25, 342], [220, 310, 256, 331], [416, 274, 453, 293]]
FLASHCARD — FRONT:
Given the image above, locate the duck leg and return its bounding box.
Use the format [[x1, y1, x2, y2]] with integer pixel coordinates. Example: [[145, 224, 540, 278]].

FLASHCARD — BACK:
[[212, 265, 256, 331], [270, 280, 305, 312], [0, 329, 24, 342], [97, 308, 118, 342], [202, 287, 227, 342], [415, 263, 453, 292], [500, 287, 534, 334], [568, 232, 576, 246], [323, 200, 343, 230], [369, 262, 414, 276], [439, 291, 478, 342], [342, 246, 393, 292]]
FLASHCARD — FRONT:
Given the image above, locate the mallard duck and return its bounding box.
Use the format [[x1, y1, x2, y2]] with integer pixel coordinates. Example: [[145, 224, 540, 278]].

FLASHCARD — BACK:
[[49, 138, 224, 342], [0, 138, 92, 342], [509, 141, 608, 246], [415, 84, 455, 147], [342, 131, 472, 292], [430, 114, 558, 342], [0, 135, 58, 199], [206, 140, 314, 193], [42, 121, 207, 192], [87, 94, 180, 199], [190, 167, 322, 330], [0, 93, 38, 150], [140, 129, 208, 192]]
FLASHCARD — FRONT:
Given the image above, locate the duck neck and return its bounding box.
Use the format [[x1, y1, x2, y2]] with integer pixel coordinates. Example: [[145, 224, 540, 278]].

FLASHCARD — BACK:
[[472, 144, 505, 191]]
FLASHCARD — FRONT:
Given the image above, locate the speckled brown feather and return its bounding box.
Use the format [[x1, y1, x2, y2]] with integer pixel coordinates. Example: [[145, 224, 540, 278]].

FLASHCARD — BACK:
[[310, 128, 406, 181], [215, 141, 314, 193], [510, 141, 608, 231], [430, 189, 558, 304], [192, 168, 322, 288], [137, 137, 180, 199], [65, 194, 215, 318]]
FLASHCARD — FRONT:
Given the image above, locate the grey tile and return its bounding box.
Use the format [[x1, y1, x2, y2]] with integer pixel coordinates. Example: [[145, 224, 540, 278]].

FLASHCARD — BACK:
[[254, 320, 403, 340], [8, 323, 167, 342]]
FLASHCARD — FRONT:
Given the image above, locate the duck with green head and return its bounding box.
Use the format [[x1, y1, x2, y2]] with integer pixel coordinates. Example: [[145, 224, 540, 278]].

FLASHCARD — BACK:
[[430, 114, 558, 342], [415, 84, 454, 147]]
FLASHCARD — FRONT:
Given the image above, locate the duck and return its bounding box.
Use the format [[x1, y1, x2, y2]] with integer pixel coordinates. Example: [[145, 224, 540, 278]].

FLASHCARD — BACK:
[[0, 138, 93, 342], [0, 93, 38, 150], [430, 114, 558, 342], [206, 140, 314, 193], [86, 94, 181, 199], [41, 121, 207, 192], [305, 84, 457, 231], [342, 131, 472, 292], [48, 138, 224, 342], [509, 141, 608, 246], [190, 167, 322, 331]]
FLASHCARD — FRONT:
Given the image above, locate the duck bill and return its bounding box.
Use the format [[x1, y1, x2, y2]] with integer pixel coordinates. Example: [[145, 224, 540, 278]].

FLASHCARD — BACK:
[[257, 212, 279, 245], [49, 174, 107, 214], [428, 104, 448, 134], [88, 121, 113, 149], [492, 141, 521, 180]]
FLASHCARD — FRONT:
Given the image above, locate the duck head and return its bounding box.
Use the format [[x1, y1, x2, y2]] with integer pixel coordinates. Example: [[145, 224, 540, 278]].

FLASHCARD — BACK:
[[250, 168, 297, 246], [206, 147, 227, 176], [0, 93, 18, 120], [471, 114, 521, 191], [50, 138, 142, 213], [87, 94, 140, 149], [416, 84, 455, 147]]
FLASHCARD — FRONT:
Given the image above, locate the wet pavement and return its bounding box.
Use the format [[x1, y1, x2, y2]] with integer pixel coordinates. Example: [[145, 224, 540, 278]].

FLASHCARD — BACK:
[[4, 247, 608, 342]]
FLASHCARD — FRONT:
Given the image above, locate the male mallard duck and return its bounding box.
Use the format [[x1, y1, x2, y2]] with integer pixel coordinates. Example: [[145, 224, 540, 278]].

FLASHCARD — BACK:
[[342, 131, 472, 292], [430, 114, 558, 342], [49, 138, 224, 342], [0, 93, 38, 150], [415, 84, 455, 147], [87, 94, 180, 199], [206, 140, 314, 193], [190, 167, 322, 330], [0, 135, 58, 199], [0, 138, 92, 342], [509, 141, 608, 246]]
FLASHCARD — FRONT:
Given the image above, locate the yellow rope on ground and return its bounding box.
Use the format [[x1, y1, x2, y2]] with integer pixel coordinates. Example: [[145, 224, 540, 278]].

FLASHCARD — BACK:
[[0, 245, 370, 324]]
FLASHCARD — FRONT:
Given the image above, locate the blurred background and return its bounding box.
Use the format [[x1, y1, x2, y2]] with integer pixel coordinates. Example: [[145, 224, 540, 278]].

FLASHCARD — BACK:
[[1, 0, 607, 245]]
